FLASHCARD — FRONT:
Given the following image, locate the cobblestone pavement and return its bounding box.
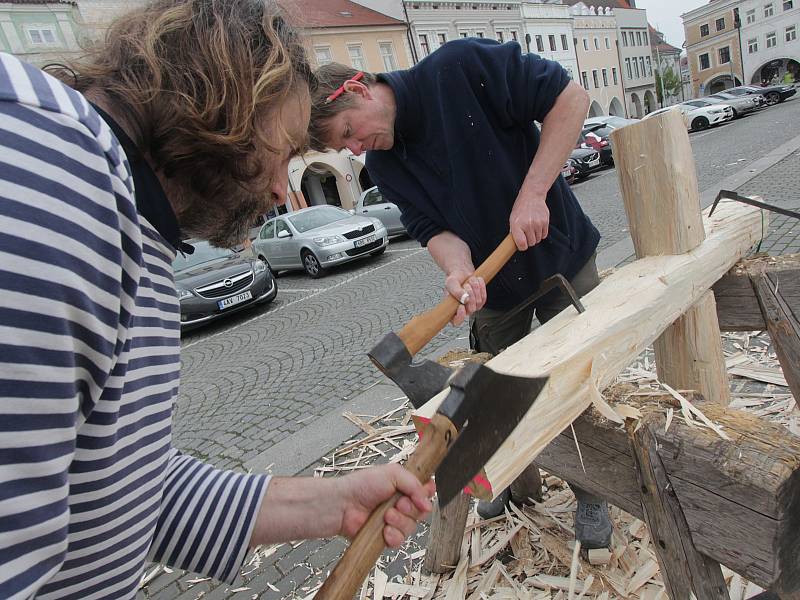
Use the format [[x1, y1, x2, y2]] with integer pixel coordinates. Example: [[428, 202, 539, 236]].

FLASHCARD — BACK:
[[141, 113, 800, 598]]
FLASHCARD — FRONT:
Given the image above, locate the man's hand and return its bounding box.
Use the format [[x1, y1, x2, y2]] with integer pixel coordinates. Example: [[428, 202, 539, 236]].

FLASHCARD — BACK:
[[335, 464, 435, 548], [445, 268, 487, 326], [509, 190, 550, 251]]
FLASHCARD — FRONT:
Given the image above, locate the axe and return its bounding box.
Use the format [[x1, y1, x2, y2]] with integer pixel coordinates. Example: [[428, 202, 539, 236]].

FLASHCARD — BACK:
[[315, 234, 548, 600]]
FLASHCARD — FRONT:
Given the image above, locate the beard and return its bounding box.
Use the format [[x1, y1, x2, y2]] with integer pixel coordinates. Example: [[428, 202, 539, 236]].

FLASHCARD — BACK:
[[173, 180, 273, 249]]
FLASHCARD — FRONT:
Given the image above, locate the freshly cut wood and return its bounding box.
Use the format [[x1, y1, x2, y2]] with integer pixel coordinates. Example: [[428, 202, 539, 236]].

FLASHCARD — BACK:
[[613, 109, 729, 406], [414, 200, 765, 496], [533, 394, 800, 594]]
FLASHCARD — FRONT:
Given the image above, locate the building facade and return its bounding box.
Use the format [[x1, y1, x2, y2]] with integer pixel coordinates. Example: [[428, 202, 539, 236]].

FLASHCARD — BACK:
[[73, 0, 148, 40], [682, 0, 744, 96], [569, 2, 626, 117], [0, 0, 84, 65], [739, 0, 799, 84], [615, 6, 657, 117], [650, 26, 684, 107], [521, 2, 578, 82]]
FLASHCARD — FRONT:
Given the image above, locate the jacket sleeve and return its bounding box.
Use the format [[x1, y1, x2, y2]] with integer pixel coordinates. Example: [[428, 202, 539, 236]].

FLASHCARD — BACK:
[[459, 39, 572, 129], [147, 450, 269, 584]]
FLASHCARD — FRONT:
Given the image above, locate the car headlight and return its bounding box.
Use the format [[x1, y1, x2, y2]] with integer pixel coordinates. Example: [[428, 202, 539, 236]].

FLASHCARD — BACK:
[[177, 288, 193, 300], [253, 260, 267, 273], [313, 235, 345, 246], [709, 109, 724, 114], [370, 218, 384, 229]]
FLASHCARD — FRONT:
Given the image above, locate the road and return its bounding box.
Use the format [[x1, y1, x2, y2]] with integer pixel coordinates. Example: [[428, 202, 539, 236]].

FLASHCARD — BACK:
[[175, 97, 800, 472]]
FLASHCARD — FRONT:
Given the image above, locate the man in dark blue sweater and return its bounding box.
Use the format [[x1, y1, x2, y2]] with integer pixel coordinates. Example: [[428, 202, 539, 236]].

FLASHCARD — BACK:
[[309, 39, 610, 548]]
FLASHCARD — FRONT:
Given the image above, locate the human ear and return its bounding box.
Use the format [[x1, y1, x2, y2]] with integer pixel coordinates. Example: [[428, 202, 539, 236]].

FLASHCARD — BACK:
[[342, 80, 370, 99]]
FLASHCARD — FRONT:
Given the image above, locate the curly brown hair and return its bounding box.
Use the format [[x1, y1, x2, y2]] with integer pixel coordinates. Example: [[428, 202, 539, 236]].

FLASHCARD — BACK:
[[309, 63, 376, 151], [49, 0, 314, 245]]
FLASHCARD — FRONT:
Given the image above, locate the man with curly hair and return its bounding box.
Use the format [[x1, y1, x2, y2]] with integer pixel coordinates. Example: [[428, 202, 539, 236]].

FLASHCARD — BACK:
[[0, 2, 433, 597]]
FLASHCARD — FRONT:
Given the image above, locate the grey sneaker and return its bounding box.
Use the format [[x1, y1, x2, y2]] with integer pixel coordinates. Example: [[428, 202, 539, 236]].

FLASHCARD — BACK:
[[574, 499, 612, 549], [477, 487, 511, 519]]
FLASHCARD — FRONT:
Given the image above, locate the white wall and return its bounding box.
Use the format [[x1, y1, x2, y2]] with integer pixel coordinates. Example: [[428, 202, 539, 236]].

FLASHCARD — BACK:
[[522, 3, 578, 80], [740, 0, 800, 84]]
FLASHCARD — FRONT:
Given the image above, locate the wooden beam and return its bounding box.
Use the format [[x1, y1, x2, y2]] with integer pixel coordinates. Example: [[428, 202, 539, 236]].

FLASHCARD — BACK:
[[532, 396, 800, 594], [612, 110, 730, 405], [415, 200, 765, 495], [422, 492, 471, 574], [713, 269, 766, 331]]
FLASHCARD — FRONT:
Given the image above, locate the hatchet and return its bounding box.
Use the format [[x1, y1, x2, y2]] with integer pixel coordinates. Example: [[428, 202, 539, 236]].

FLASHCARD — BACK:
[[315, 233, 548, 599]]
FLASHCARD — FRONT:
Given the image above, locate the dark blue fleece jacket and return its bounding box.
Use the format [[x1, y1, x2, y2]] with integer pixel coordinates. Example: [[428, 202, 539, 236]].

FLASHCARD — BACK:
[[366, 38, 601, 311]]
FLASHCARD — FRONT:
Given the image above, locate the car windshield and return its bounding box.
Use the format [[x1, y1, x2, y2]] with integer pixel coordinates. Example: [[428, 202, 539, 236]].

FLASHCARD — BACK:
[[685, 100, 711, 107], [709, 93, 734, 99], [173, 241, 235, 272], [585, 125, 614, 138], [288, 206, 351, 233]]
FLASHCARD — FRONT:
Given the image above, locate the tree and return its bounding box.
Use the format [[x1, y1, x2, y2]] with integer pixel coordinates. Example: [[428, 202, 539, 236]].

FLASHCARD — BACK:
[[656, 65, 682, 105]]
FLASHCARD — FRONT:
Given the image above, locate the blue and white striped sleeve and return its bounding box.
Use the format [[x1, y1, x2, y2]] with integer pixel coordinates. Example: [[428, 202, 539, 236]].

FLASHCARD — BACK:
[[0, 100, 142, 598], [148, 450, 270, 583]]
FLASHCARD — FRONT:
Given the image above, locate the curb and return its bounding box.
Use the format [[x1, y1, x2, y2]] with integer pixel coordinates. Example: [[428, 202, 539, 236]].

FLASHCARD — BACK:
[[249, 131, 800, 478]]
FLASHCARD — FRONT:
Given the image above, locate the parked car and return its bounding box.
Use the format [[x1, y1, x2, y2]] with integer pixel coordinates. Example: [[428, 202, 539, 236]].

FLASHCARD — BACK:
[[354, 186, 405, 236], [645, 103, 733, 131], [174, 240, 277, 330], [253, 205, 389, 278], [707, 90, 765, 113], [568, 147, 601, 181], [561, 159, 577, 184], [578, 125, 614, 166], [725, 84, 796, 106], [684, 95, 757, 119], [583, 116, 638, 129]]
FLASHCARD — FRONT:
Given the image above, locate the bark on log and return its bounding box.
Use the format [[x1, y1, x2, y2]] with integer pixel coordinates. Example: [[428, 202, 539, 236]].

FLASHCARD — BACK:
[[533, 395, 800, 594]]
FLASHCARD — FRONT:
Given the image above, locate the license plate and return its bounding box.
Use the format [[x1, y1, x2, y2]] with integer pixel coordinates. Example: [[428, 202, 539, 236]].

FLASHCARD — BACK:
[[561, 168, 572, 178], [218, 290, 252, 310], [355, 234, 376, 248], [588, 158, 600, 167]]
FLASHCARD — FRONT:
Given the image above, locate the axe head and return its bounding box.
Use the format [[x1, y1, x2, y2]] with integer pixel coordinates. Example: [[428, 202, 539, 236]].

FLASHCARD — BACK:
[[368, 332, 455, 408], [434, 363, 548, 507]]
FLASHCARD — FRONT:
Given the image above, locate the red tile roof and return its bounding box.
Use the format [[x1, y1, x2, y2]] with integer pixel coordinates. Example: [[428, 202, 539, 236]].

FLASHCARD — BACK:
[[279, 0, 403, 29]]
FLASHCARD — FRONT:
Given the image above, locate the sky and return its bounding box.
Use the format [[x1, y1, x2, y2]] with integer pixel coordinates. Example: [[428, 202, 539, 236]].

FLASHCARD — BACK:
[[633, 0, 705, 52]]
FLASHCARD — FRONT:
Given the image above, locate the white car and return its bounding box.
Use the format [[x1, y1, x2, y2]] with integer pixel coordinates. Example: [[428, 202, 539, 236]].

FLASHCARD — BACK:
[[353, 186, 406, 237], [643, 103, 733, 131]]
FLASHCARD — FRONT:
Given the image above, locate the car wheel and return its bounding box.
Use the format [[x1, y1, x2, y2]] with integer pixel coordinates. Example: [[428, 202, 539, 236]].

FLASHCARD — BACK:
[[731, 108, 739, 118], [301, 250, 325, 278], [691, 116, 709, 131], [258, 255, 278, 277], [766, 92, 780, 106], [371, 247, 386, 257]]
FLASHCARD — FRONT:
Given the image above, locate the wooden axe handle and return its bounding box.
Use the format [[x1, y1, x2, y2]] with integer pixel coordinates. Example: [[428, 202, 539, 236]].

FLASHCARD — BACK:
[[397, 233, 518, 355], [314, 414, 457, 600]]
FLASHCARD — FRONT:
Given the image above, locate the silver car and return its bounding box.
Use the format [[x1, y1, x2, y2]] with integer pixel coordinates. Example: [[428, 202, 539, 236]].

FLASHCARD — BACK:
[[354, 186, 406, 237], [704, 92, 761, 117], [253, 205, 389, 278]]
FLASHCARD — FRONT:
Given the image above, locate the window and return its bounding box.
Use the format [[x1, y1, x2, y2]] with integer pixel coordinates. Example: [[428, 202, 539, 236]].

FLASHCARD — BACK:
[[646, 56, 652, 76], [716, 17, 725, 31], [379, 42, 397, 71], [511, 30, 518, 41], [640, 56, 646, 77], [581, 71, 589, 89], [419, 34, 430, 56], [746, 8, 756, 23], [476, 31, 484, 38], [496, 31, 503, 42], [536, 35, 544, 52], [460, 31, 468, 38], [625, 57, 632, 79], [605, 36, 610, 49], [767, 31, 777, 47], [347, 44, 366, 70], [612, 67, 618, 85], [622, 32, 628, 46], [583, 37, 588, 50], [718, 46, 731, 63], [602, 68, 608, 86], [314, 46, 333, 66], [636, 31, 642, 45], [592, 69, 599, 88], [748, 37, 759, 52], [765, 3, 774, 17], [260, 221, 275, 239], [26, 27, 57, 45], [439, 33, 447, 45], [787, 25, 797, 41], [561, 34, 568, 50], [784, 0, 794, 9], [699, 52, 710, 70], [594, 37, 599, 49], [700, 23, 710, 36], [633, 58, 640, 78], [549, 35, 557, 51]]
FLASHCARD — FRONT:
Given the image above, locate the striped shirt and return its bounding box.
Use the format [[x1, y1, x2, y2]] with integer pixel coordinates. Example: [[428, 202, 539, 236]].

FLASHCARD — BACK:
[[0, 53, 269, 599]]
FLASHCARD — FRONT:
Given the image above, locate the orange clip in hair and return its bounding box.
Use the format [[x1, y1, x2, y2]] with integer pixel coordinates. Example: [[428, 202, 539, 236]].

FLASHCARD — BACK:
[[325, 71, 364, 104]]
